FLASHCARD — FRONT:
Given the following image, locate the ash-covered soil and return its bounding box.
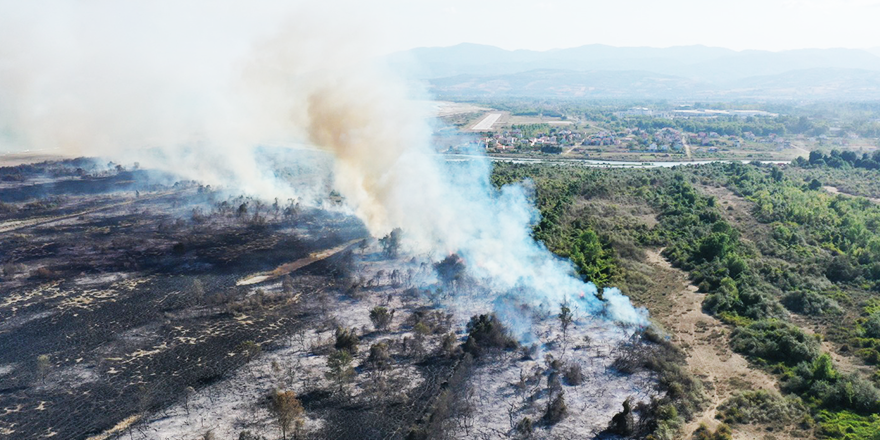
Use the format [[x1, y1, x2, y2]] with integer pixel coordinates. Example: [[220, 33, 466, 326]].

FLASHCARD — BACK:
[[0, 159, 668, 440], [0, 159, 367, 439]]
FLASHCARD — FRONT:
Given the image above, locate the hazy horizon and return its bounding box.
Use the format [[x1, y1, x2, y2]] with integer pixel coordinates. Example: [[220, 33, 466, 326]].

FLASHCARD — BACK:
[[3, 1, 880, 59], [391, 41, 880, 55]]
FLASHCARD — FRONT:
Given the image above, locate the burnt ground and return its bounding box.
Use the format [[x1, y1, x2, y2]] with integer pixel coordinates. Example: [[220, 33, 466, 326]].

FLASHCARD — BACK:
[[1, 159, 665, 440], [0, 159, 368, 439]]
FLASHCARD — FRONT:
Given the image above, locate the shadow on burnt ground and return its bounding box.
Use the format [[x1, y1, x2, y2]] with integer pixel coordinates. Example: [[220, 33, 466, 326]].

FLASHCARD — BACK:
[[303, 357, 457, 440], [0, 259, 350, 439], [0, 170, 179, 203]]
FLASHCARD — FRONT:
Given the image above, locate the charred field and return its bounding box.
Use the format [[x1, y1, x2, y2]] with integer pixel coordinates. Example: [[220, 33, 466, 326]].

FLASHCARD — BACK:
[[0, 159, 678, 440], [0, 159, 367, 439]]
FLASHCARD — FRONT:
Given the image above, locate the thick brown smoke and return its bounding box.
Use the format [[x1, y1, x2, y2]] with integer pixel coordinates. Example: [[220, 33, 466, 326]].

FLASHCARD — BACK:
[[0, 2, 648, 326]]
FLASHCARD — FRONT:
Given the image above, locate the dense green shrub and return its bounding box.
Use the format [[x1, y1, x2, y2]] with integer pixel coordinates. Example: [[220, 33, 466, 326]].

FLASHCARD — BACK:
[[782, 290, 843, 316], [730, 319, 821, 366], [818, 410, 880, 440], [863, 312, 880, 339], [717, 390, 806, 425], [692, 423, 732, 440], [783, 354, 880, 414]]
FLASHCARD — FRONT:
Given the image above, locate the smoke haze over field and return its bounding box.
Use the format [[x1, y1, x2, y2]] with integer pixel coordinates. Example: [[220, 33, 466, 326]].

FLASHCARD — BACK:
[[0, 1, 647, 327]]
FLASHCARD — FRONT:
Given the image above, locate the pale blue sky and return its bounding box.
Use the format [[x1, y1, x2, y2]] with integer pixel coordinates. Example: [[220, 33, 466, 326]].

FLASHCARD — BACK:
[[2, 0, 879, 56], [386, 0, 880, 52]]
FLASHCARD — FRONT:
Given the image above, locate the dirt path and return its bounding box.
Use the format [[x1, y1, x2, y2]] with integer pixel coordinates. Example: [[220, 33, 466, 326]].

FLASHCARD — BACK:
[[0, 189, 186, 234], [0, 152, 70, 167], [645, 249, 777, 438], [790, 141, 810, 158], [823, 186, 880, 204], [236, 239, 361, 286], [697, 183, 771, 245]]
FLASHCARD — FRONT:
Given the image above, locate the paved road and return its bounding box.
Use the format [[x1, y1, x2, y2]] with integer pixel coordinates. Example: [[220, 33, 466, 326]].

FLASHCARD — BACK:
[[444, 153, 790, 169], [472, 113, 502, 131]]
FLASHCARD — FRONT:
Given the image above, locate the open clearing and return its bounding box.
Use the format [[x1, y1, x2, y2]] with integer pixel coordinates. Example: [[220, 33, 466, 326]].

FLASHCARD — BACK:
[[0, 152, 70, 167], [645, 249, 778, 439], [823, 185, 880, 203], [430, 101, 490, 117]]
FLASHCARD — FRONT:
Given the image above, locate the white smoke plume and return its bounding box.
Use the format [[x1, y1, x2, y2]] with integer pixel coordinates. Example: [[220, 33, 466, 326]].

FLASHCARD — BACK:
[[0, 1, 647, 327]]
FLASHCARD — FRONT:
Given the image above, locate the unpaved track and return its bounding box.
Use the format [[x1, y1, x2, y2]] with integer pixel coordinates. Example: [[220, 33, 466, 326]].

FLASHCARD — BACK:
[[646, 249, 777, 438], [236, 239, 361, 286], [823, 185, 880, 204], [0, 189, 186, 234]]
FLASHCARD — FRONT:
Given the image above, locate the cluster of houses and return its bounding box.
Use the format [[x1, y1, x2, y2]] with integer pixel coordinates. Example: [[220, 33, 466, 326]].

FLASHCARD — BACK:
[[477, 119, 811, 155], [614, 107, 778, 119], [482, 129, 584, 150], [584, 131, 621, 146]]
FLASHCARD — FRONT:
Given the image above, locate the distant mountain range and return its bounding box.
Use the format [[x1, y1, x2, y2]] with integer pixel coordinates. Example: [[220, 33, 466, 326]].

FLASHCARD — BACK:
[[387, 43, 880, 100]]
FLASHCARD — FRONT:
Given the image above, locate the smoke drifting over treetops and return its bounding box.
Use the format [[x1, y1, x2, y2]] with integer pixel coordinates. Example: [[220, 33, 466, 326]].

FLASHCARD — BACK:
[[0, 2, 647, 328]]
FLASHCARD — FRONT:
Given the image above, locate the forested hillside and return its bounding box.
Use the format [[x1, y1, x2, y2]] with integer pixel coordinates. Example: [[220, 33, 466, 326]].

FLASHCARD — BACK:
[[492, 161, 880, 439]]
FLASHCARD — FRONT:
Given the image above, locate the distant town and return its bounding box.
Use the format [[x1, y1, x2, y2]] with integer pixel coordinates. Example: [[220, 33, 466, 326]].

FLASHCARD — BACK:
[[436, 101, 880, 162]]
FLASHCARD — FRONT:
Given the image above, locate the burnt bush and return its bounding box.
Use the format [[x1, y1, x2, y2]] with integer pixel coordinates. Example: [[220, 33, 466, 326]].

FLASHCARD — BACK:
[[462, 314, 518, 357], [172, 242, 187, 255], [369, 306, 394, 331], [515, 417, 533, 436], [32, 266, 60, 280], [405, 309, 453, 335], [543, 391, 567, 425], [334, 327, 359, 354], [611, 328, 708, 439], [562, 362, 585, 385], [607, 398, 634, 436]]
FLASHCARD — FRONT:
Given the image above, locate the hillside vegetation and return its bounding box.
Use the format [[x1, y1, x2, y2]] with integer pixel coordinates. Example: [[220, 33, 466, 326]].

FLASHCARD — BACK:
[[492, 160, 880, 439]]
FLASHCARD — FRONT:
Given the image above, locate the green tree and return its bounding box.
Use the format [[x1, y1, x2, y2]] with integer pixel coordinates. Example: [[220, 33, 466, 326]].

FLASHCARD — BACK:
[[326, 350, 355, 392], [367, 343, 391, 371], [569, 229, 613, 286], [369, 306, 393, 331], [36, 354, 51, 384]]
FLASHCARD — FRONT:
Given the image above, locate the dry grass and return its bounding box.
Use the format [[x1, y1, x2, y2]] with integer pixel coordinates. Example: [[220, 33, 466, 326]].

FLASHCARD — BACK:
[[644, 249, 779, 438]]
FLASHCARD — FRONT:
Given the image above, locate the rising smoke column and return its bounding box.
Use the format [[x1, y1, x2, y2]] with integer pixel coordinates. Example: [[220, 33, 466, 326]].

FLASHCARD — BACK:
[[241, 25, 648, 327], [0, 2, 647, 327]]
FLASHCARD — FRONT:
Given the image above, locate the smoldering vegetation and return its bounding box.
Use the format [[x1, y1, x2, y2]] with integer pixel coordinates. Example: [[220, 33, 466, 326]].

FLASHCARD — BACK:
[[0, 160, 683, 440]]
